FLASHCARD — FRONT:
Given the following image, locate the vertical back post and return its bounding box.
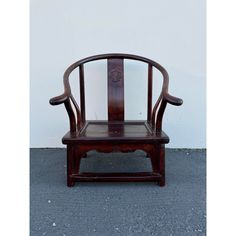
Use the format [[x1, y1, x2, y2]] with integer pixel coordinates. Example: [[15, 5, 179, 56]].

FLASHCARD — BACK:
[[79, 64, 85, 124], [147, 64, 153, 123]]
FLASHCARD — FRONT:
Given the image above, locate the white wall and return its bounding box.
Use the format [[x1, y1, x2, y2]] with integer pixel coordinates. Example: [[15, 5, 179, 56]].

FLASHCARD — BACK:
[[30, 0, 206, 148]]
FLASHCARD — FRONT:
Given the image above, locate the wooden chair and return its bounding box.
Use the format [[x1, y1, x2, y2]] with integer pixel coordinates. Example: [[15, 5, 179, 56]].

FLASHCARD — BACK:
[[49, 53, 183, 187]]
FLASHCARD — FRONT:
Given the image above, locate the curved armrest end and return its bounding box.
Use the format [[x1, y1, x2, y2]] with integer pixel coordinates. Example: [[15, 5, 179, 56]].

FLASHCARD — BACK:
[[164, 93, 183, 106], [49, 94, 69, 106]]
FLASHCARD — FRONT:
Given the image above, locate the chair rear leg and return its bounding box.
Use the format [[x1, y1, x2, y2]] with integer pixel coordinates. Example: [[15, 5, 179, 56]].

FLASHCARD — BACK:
[[73, 148, 83, 175]]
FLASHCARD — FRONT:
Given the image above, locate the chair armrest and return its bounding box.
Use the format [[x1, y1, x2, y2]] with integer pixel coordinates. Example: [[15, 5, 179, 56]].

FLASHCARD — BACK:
[[163, 93, 183, 106], [49, 93, 69, 105]]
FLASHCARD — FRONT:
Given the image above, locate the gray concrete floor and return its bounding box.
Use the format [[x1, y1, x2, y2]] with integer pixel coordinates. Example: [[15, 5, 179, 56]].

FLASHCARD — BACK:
[[30, 149, 206, 236]]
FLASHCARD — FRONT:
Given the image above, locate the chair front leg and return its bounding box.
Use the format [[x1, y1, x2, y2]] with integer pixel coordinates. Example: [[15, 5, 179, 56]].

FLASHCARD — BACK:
[[149, 144, 165, 187], [157, 144, 165, 186], [67, 145, 82, 187], [67, 145, 75, 187]]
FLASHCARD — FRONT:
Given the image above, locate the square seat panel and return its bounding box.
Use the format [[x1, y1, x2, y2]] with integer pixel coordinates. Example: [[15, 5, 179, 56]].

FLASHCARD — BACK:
[[62, 121, 169, 144]]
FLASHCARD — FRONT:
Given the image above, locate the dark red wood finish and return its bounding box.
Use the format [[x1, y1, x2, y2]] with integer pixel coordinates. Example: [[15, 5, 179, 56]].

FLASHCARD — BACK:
[[49, 53, 183, 187], [108, 58, 124, 121], [147, 64, 153, 123], [79, 64, 85, 126]]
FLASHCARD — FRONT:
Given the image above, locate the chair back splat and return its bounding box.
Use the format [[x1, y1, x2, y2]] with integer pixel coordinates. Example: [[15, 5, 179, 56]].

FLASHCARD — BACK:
[[49, 53, 183, 187], [107, 58, 124, 121]]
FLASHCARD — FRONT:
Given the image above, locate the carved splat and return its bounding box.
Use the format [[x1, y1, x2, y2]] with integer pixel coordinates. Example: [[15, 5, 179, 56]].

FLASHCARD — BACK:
[[107, 58, 124, 121]]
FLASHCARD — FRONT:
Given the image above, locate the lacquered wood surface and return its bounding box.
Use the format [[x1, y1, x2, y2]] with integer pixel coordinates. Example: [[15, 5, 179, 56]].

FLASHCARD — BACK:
[[62, 121, 169, 144], [49, 53, 183, 187], [108, 58, 124, 121]]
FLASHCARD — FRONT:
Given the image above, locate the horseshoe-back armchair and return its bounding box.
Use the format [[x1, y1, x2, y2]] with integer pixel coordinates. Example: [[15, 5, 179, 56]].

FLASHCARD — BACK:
[[49, 53, 183, 187]]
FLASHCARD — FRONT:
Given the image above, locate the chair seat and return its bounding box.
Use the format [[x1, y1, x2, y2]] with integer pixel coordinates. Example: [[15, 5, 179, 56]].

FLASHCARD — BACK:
[[62, 121, 169, 144]]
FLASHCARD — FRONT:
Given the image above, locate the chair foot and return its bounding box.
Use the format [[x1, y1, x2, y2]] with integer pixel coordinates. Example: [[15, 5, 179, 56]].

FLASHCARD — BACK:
[[67, 178, 75, 187], [157, 178, 165, 187], [82, 153, 87, 158]]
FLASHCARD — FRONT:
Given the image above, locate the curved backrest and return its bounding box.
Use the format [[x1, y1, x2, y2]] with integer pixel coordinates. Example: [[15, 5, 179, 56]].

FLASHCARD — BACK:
[[63, 53, 170, 125]]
